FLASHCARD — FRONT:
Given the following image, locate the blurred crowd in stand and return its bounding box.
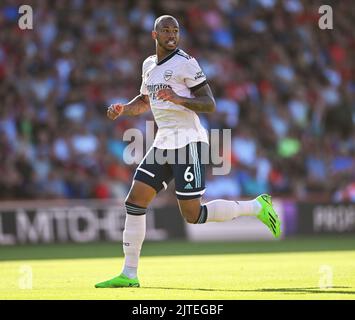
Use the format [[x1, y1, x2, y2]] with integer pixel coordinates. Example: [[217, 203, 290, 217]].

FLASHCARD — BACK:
[[0, 0, 354, 202]]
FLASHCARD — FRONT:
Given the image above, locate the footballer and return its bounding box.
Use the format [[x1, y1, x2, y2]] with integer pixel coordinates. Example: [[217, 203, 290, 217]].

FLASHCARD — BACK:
[[95, 15, 281, 288]]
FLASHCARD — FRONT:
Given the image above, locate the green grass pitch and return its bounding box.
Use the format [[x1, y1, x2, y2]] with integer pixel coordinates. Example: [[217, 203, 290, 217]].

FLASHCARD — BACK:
[[1, 236, 355, 300]]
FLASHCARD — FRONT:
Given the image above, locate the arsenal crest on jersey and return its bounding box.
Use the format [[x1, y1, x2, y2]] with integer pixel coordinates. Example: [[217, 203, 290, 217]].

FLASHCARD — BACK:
[[164, 70, 173, 81]]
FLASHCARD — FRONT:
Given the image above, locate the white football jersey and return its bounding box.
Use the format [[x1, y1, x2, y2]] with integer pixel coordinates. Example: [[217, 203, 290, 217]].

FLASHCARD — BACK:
[[140, 48, 209, 149]]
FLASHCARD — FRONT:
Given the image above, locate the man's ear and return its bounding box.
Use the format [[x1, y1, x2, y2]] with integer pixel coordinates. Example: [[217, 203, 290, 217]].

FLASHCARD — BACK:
[[152, 31, 157, 40]]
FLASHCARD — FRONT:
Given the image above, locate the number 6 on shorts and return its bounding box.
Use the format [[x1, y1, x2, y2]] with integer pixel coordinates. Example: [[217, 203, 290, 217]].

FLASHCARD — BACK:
[[184, 166, 194, 182]]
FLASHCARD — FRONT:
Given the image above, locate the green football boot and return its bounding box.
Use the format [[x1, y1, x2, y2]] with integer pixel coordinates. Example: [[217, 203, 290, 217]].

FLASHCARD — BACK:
[[256, 194, 281, 238], [95, 273, 140, 288]]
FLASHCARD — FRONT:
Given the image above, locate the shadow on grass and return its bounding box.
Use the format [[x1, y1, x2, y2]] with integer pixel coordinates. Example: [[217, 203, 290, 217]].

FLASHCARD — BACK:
[[1, 236, 355, 261], [140, 286, 355, 295]]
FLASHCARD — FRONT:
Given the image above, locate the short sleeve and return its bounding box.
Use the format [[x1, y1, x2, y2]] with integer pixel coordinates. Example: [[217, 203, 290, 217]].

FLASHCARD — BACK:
[[183, 58, 207, 91]]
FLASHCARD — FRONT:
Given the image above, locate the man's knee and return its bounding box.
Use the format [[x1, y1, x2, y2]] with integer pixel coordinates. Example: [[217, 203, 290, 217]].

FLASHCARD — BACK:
[[126, 193, 141, 205], [125, 181, 156, 208], [179, 206, 200, 224], [178, 198, 202, 224]]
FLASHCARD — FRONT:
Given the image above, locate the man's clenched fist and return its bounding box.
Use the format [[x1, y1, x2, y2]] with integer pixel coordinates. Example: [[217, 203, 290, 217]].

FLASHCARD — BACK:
[[107, 104, 124, 120]]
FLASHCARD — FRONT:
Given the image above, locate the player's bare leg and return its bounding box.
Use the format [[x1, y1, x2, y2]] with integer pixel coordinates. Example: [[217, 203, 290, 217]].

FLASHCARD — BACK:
[[95, 180, 156, 288], [177, 195, 281, 237], [177, 198, 202, 223], [125, 180, 157, 208]]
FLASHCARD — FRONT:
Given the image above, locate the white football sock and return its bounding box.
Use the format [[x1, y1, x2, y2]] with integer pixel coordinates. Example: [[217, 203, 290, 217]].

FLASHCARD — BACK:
[[122, 213, 146, 278], [122, 265, 139, 280], [204, 199, 261, 222]]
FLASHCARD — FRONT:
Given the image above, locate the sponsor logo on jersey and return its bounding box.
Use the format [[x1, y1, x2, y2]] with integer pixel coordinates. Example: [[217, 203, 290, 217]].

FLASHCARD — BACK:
[[147, 83, 172, 100], [184, 183, 193, 190], [164, 70, 173, 81]]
